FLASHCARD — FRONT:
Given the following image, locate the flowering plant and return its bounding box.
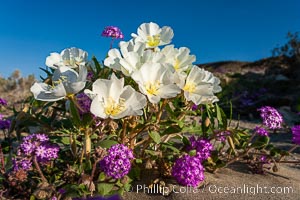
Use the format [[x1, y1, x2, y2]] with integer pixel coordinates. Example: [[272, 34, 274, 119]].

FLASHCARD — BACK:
[[0, 22, 299, 199]]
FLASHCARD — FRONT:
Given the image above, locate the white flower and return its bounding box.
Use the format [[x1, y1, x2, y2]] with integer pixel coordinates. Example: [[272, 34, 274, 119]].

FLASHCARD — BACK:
[[104, 39, 166, 76], [161, 45, 196, 72], [131, 63, 181, 104], [30, 66, 87, 101], [131, 22, 174, 48], [104, 40, 146, 76], [84, 74, 146, 119], [46, 47, 88, 69], [181, 66, 221, 105]]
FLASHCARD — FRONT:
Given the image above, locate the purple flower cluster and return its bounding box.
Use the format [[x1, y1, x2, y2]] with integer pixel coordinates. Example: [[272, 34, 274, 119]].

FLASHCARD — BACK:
[[15, 133, 59, 170], [12, 158, 32, 171], [172, 154, 205, 187], [101, 26, 124, 39], [187, 136, 213, 161], [76, 93, 92, 115], [0, 98, 7, 106], [254, 126, 269, 136], [258, 106, 283, 129], [100, 144, 134, 179], [291, 125, 300, 145]]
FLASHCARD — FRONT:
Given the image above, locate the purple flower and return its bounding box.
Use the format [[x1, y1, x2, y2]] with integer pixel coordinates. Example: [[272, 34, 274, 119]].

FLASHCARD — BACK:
[[0, 98, 7, 106], [0, 119, 10, 130], [191, 104, 198, 111], [291, 125, 300, 145], [36, 145, 47, 159], [12, 158, 32, 171], [35, 133, 49, 142], [172, 154, 205, 187], [76, 93, 92, 115], [186, 136, 213, 161], [101, 26, 124, 39], [99, 144, 134, 179], [19, 133, 59, 163], [254, 126, 269, 136], [37, 143, 59, 162], [258, 106, 283, 129], [20, 141, 35, 155]]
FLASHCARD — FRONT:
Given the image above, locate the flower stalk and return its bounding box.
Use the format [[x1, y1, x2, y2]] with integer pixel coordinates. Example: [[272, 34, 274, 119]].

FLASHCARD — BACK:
[[33, 155, 47, 183]]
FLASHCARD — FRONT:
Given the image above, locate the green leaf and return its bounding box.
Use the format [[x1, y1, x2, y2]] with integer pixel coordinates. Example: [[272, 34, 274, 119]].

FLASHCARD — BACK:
[[124, 183, 132, 192], [182, 135, 191, 146], [61, 137, 70, 145], [145, 149, 161, 156], [135, 159, 143, 164], [30, 195, 36, 200], [251, 136, 270, 149], [128, 167, 141, 180], [69, 99, 81, 127], [97, 140, 118, 148], [149, 131, 161, 144], [162, 125, 182, 135], [97, 183, 114, 196], [161, 143, 180, 153], [189, 149, 197, 156], [98, 172, 106, 181], [216, 104, 223, 126], [92, 56, 103, 75], [39, 67, 53, 77]]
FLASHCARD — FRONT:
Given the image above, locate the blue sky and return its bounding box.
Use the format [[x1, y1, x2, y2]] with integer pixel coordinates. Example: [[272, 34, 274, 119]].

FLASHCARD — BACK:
[[0, 0, 299, 78]]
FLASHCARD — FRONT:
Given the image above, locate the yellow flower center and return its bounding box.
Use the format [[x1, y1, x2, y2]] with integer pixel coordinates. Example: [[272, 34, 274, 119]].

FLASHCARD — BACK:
[[50, 76, 68, 89], [63, 59, 81, 67], [183, 82, 196, 93], [147, 34, 160, 47], [145, 81, 160, 95], [174, 59, 180, 71], [104, 97, 126, 116]]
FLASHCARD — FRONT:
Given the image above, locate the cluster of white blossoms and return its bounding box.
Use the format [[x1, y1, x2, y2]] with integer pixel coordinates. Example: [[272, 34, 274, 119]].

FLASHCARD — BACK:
[[30, 22, 222, 119], [31, 47, 88, 101], [104, 22, 221, 105]]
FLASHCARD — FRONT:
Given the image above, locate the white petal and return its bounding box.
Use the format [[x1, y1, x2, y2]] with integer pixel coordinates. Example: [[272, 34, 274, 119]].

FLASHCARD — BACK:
[[30, 82, 66, 102], [45, 53, 61, 69], [158, 84, 181, 99], [53, 66, 78, 82], [77, 65, 87, 82], [121, 85, 147, 113], [160, 26, 174, 45], [148, 94, 161, 104], [90, 96, 107, 119], [84, 89, 97, 100], [109, 74, 124, 101], [92, 79, 110, 100]]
